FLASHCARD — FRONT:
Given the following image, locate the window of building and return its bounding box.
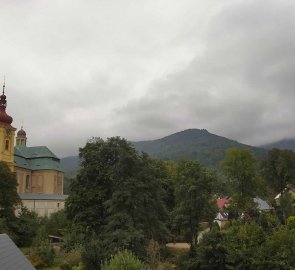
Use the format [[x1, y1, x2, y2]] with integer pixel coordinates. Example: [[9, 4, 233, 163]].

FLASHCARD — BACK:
[[5, 140, 9, 151], [26, 175, 30, 190]]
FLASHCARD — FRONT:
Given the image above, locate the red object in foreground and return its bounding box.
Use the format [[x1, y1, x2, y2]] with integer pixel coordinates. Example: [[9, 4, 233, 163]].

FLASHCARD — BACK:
[[217, 198, 230, 209]]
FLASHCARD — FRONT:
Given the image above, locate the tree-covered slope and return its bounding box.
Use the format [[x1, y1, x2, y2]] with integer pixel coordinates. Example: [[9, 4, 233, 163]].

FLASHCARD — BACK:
[[61, 129, 267, 176], [262, 138, 295, 152], [60, 156, 80, 178], [132, 129, 267, 168]]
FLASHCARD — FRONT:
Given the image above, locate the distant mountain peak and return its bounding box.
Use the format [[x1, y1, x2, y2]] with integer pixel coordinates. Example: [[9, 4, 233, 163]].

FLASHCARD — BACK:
[[132, 128, 266, 168], [61, 129, 268, 177]]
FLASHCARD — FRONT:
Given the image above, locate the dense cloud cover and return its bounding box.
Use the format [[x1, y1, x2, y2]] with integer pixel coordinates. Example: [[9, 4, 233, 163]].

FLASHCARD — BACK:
[[0, 0, 294, 157]]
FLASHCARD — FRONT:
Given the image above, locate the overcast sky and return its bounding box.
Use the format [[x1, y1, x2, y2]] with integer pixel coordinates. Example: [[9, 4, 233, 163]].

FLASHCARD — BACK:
[[1, 0, 294, 157]]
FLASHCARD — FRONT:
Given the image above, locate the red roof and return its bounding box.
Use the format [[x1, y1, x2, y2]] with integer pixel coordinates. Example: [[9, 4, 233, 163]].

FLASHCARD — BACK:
[[217, 198, 230, 209]]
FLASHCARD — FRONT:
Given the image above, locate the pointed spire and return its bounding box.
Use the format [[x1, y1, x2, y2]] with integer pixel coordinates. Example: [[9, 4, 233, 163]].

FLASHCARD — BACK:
[[2, 76, 5, 95], [0, 77, 13, 124]]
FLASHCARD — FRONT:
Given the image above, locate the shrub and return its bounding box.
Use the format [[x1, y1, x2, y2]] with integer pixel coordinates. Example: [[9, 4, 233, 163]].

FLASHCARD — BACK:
[[72, 263, 85, 270], [27, 226, 55, 268], [101, 249, 149, 270], [287, 216, 295, 229], [60, 247, 82, 270], [146, 239, 160, 270]]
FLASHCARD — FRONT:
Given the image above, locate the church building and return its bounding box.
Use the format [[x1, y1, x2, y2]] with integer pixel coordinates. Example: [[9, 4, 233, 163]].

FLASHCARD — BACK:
[[0, 82, 67, 216]]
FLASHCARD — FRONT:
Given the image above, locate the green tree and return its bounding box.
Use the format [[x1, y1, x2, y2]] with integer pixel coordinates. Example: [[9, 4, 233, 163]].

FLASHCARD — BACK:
[[28, 226, 55, 268], [66, 137, 169, 266], [195, 225, 227, 270], [66, 137, 113, 232], [14, 207, 40, 247], [261, 148, 295, 193], [0, 161, 22, 242], [173, 160, 217, 246], [224, 221, 265, 270], [45, 209, 70, 236], [101, 249, 149, 270], [103, 153, 169, 253], [277, 192, 295, 223], [0, 161, 20, 221], [221, 148, 258, 211], [257, 228, 295, 269]]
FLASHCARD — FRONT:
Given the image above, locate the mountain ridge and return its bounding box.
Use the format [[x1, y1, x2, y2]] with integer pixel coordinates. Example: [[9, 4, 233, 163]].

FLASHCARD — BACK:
[[132, 128, 266, 167], [261, 138, 295, 152], [61, 129, 268, 177]]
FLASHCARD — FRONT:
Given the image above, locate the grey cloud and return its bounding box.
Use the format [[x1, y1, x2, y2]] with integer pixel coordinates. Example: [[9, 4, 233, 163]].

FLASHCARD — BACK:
[[111, 0, 295, 146], [1, 0, 295, 157]]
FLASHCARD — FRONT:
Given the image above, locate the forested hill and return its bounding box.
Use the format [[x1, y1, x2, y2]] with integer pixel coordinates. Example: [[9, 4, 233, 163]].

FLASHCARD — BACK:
[[261, 138, 295, 152], [132, 129, 267, 168], [61, 129, 267, 176], [60, 156, 80, 178]]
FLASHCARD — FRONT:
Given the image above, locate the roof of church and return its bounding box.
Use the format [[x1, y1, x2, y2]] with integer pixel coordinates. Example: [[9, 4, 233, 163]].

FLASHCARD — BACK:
[[0, 234, 36, 270], [19, 193, 68, 201], [14, 145, 59, 159], [14, 146, 63, 172]]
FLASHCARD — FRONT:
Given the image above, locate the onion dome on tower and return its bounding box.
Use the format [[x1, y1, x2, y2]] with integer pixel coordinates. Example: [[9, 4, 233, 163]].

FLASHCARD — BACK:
[[16, 126, 27, 146], [0, 81, 13, 125], [17, 127, 26, 137]]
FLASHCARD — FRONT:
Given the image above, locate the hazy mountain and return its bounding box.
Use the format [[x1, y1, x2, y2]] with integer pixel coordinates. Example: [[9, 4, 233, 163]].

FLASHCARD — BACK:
[[60, 156, 80, 178], [132, 129, 267, 168], [61, 129, 267, 177], [261, 138, 295, 152]]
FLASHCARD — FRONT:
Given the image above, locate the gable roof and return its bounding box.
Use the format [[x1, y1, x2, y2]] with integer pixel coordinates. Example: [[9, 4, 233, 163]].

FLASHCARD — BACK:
[[215, 212, 229, 221], [0, 234, 36, 270], [14, 146, 63, 172], [217, 198, 230, 209], [254, 197, 274, 211]]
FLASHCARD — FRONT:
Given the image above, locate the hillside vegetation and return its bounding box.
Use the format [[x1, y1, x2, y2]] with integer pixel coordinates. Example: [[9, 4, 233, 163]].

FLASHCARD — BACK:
[[132, 129, 267, 168], [61, 129, 267, 176], [262, 138, 295, 152]]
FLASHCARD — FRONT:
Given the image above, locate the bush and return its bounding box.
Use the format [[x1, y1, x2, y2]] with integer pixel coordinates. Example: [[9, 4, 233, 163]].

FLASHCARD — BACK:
[[45, 209, 70, 236], [101, 249, 149, 270], [146, 239, 160, 270], [72, 263, 85, 270], [287, 216, 295, 229], [14, 207, 40, 247], [28, 243, 55, 268], [60, 247, 82, 270], [81, 235, 106, 270], [27, 226, 55, 268]]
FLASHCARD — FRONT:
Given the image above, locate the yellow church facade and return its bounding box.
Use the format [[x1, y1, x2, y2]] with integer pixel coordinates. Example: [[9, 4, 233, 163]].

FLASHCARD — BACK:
[[0, 83, 67, 216]]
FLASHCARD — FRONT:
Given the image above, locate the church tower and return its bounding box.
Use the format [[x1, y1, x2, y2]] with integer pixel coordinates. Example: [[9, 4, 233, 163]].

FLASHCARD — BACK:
[[16, 126, 27, 146], [0, 82, 16, 170]]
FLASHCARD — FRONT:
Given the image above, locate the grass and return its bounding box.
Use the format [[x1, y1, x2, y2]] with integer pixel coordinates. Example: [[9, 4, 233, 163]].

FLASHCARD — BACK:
[[20, 247, 30, 255]]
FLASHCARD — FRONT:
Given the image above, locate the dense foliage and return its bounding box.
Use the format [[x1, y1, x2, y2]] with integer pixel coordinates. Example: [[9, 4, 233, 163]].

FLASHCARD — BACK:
[[3, 134, 295, 270], [173, 160, 217, 245], [61, 129, 267, 177], [66, 137, 172, 267], [221, 148, 259, 211], [0, 161, 20, 220], [63, 141, 295, 269], [261, 148, 295, 193], [180, 218, 295, 270], [101, 249, 149, 270]]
